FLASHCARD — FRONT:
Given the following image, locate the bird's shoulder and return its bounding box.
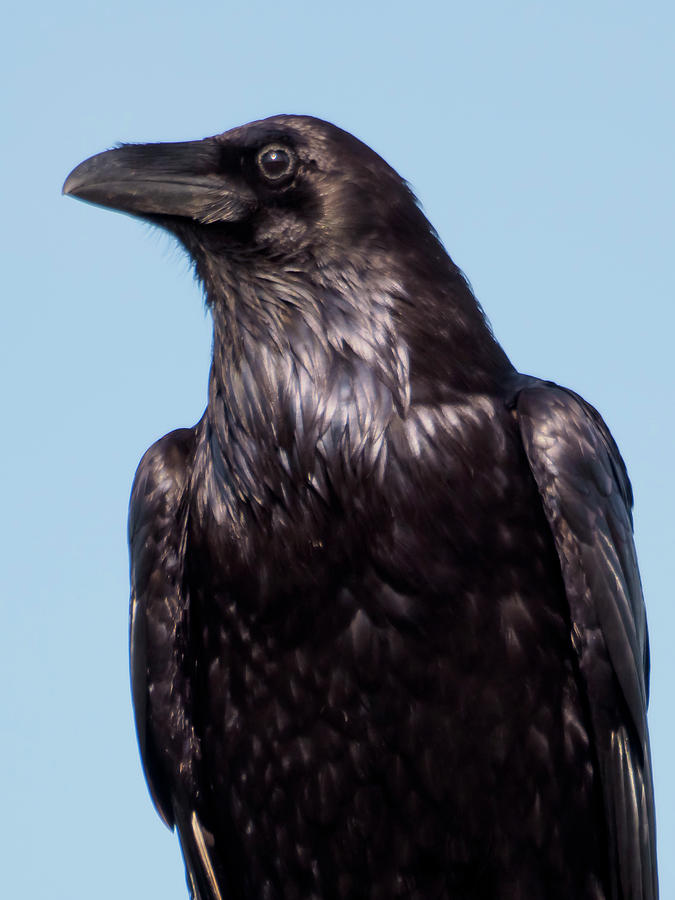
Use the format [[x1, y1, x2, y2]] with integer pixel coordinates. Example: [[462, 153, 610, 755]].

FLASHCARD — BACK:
[[128, 426, 197, 556], [512, 379, 633, 518]]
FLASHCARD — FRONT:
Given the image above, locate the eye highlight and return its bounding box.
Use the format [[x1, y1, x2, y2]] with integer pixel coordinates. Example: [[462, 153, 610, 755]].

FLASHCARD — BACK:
[[255, 144, 297, 185]]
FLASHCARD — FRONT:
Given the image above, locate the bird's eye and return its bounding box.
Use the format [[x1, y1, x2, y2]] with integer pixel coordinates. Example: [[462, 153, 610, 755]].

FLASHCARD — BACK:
[[255, 144, 297, 184]]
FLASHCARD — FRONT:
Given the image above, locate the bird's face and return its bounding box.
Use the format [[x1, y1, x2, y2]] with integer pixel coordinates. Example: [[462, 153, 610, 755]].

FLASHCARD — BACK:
[[64, 116, 508, 396], [63, 115, 423, 274]]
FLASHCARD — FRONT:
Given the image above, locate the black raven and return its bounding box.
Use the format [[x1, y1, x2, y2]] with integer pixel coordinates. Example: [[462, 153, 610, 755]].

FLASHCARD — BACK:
[[64, 115, 657, 900]]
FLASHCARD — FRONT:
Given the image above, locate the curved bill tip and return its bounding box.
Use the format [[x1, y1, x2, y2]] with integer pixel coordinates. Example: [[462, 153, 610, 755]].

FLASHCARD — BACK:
[[62, 166, 88, 197]]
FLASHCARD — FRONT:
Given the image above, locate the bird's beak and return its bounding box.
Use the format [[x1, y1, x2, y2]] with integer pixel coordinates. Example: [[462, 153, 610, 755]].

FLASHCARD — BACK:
[[63, 139, 257, 225]]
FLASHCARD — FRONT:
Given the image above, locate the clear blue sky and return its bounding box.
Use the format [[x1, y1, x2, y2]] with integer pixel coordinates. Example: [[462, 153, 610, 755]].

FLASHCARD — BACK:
[[3, 2, 673, 897]]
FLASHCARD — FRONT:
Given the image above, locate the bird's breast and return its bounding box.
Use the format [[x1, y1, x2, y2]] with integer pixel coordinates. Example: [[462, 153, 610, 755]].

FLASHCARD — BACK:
[[183, 397, 603, 896]]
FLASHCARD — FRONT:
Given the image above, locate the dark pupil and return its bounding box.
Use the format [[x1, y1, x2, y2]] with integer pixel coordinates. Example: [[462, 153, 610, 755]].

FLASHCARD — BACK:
[[261, 148, 290, 178]]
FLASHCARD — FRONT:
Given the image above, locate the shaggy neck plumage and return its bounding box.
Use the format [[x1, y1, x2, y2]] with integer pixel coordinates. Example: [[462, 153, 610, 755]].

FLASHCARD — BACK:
[[194, 242, 512, 503], [196, 256, 403, 509], [204, 253, 410, 409]]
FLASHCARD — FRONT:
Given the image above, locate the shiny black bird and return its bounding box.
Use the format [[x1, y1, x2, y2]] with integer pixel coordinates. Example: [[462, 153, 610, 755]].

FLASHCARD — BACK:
[[64, 115, 657, 900]]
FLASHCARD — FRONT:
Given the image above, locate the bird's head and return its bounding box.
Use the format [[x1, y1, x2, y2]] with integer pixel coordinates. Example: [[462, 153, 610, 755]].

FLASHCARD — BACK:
[[64, 115, 511, 396], [64, 115, 444, 273]]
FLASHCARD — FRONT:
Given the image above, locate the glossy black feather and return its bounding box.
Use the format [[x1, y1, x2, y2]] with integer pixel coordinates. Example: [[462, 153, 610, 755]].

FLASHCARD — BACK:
[[65, 115, 657, 899], [514, 382, 657, 900], [128, 428, 196, 826]]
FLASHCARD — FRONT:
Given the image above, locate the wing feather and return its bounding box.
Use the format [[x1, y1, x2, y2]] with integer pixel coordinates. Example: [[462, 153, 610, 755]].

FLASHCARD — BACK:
[[128, 427, 198, 827], [515, 382, 657, 900], [129, 425, 234, 899]]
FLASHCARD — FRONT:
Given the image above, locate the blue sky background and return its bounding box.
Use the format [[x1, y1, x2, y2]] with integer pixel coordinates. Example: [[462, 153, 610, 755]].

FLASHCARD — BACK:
[[3, 2, 673, 897]]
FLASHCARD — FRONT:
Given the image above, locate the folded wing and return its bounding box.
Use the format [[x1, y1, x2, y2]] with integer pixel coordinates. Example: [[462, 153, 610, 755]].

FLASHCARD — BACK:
[[514, 382, 657, 900]]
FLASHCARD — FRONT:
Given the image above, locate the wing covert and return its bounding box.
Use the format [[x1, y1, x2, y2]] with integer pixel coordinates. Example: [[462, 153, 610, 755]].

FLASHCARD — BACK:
[[514, 382, 657, 900], [128, 427, 198, 828]]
